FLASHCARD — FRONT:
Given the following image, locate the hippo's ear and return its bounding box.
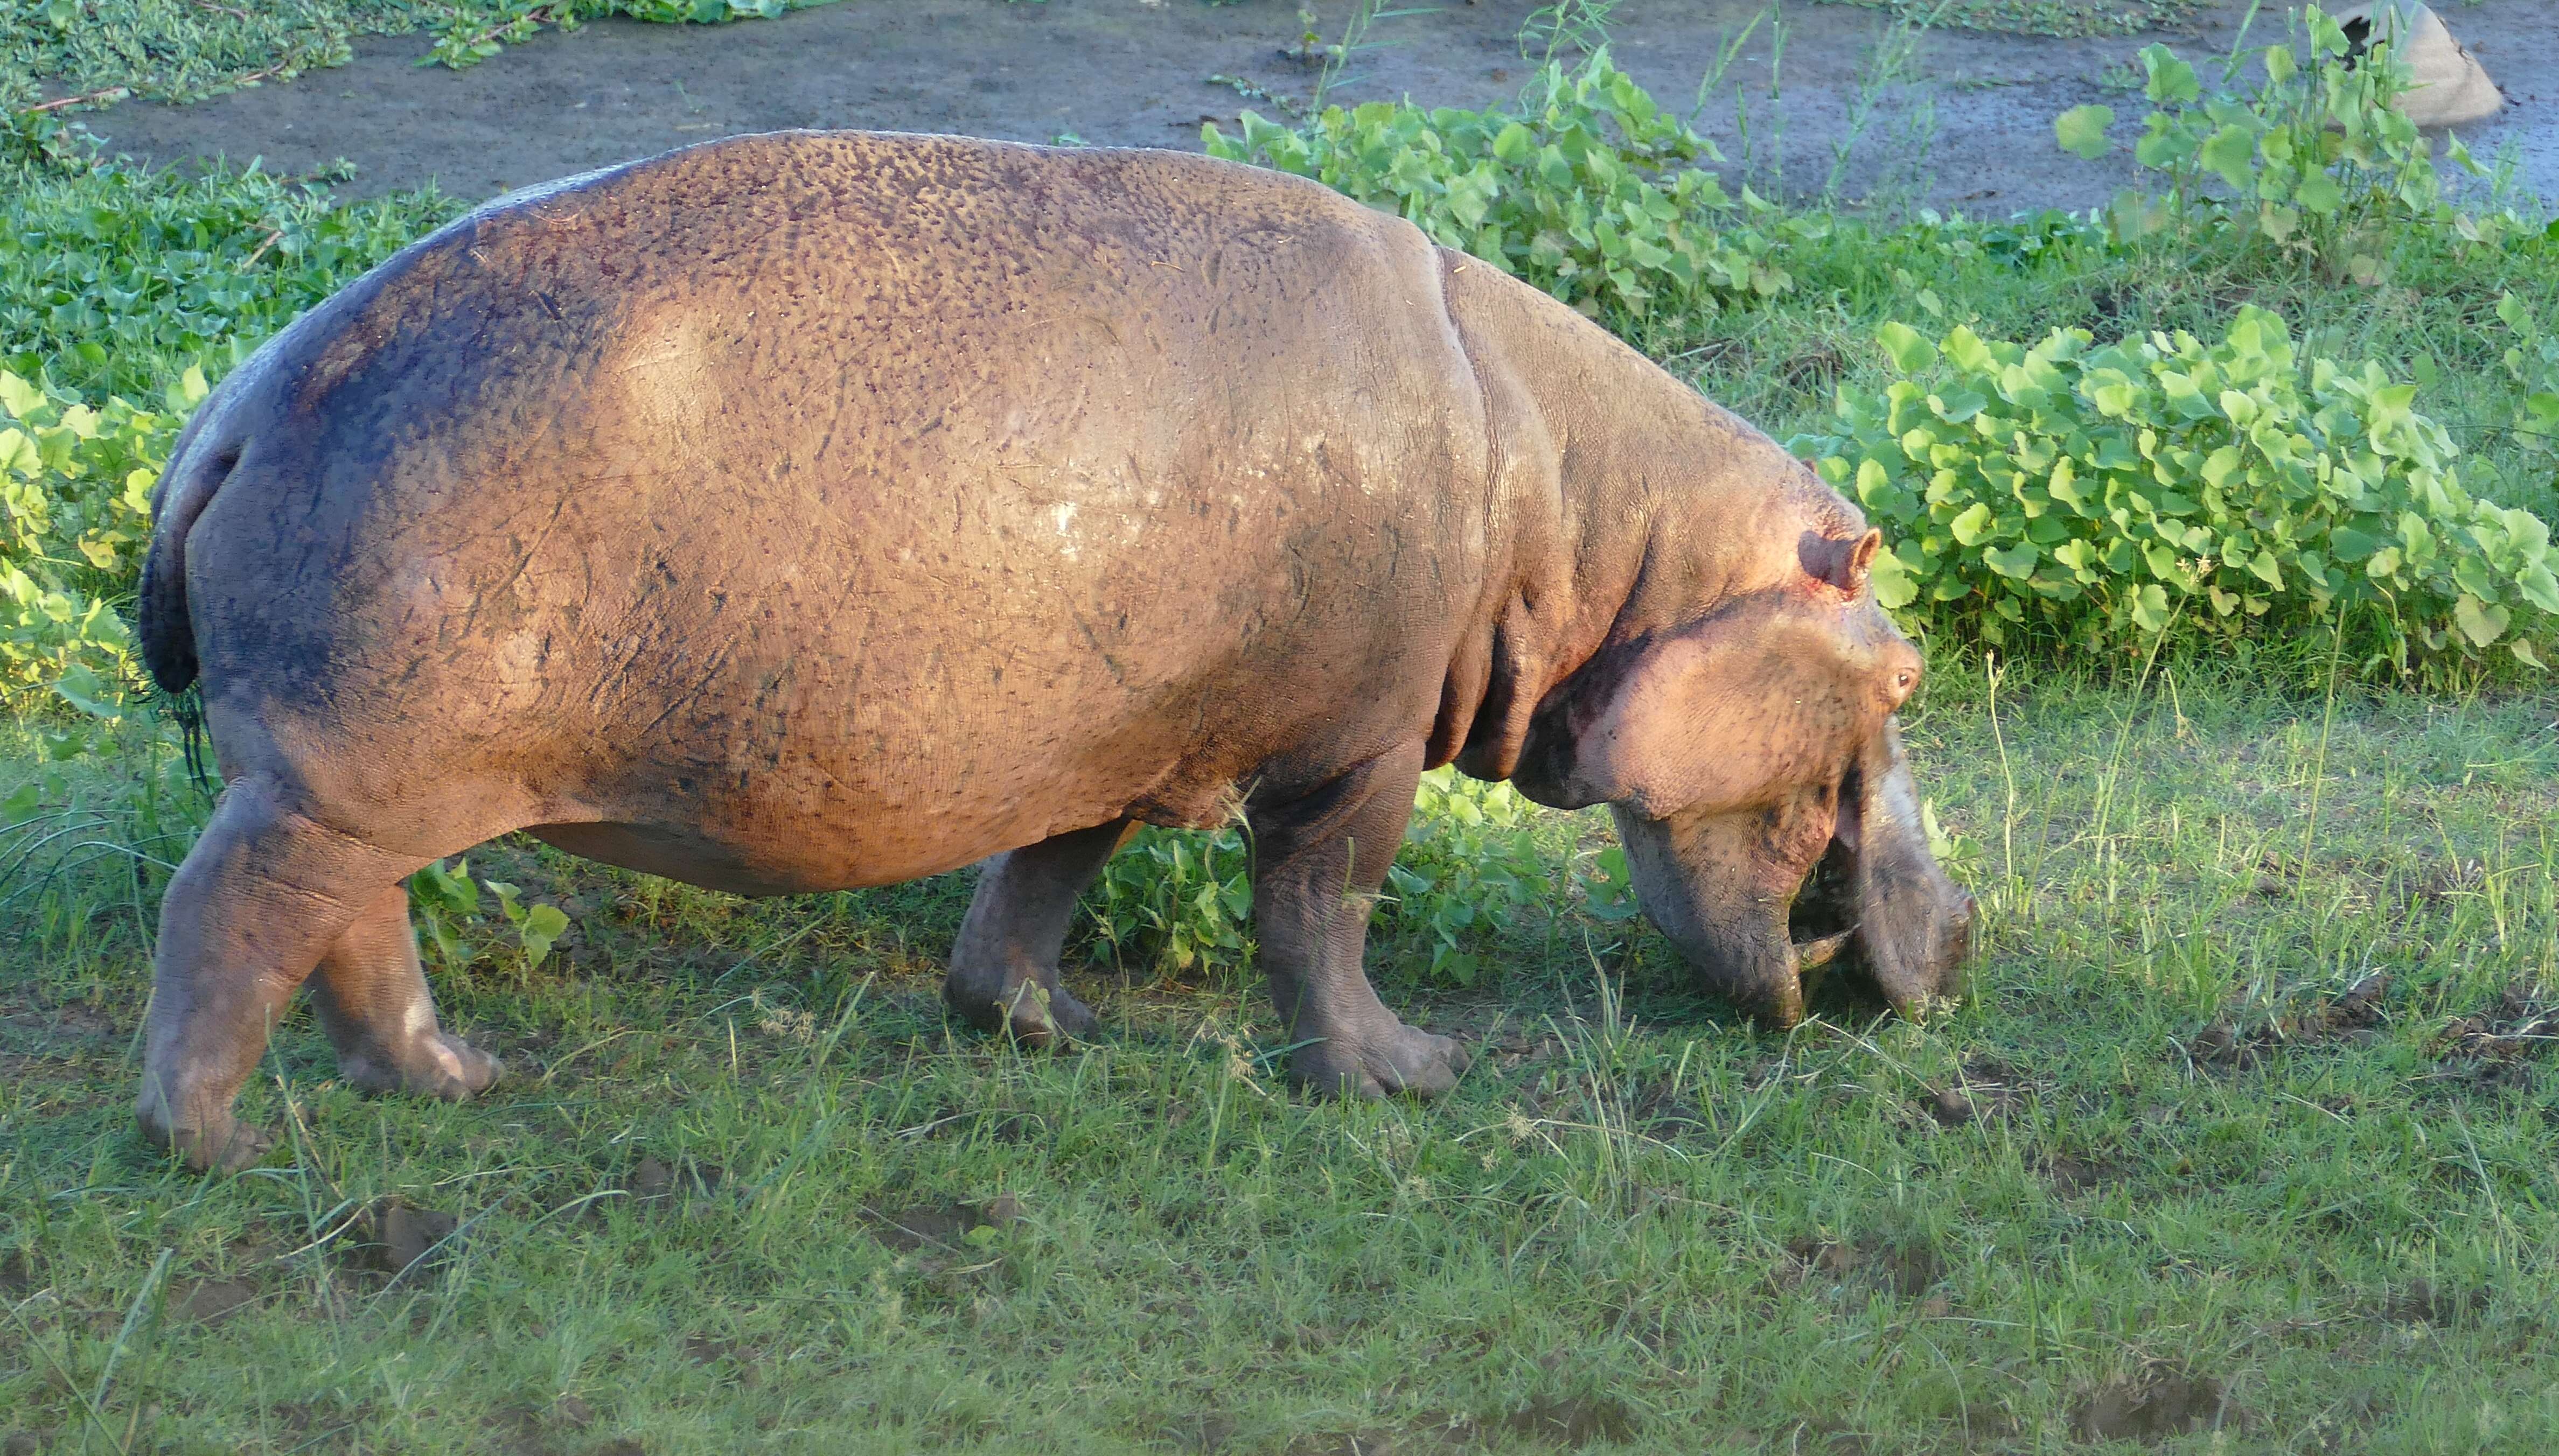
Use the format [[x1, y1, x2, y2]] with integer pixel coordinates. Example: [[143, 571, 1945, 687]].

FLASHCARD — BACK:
[[1799, 529, 1881, 594], [1510, 621, 1810, 817]]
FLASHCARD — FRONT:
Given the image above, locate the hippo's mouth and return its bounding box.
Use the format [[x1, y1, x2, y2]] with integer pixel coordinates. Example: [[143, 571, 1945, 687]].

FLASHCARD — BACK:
[[1787, 838, 1860, 992], [1781, 758, 1977, 1017], [1784, 773, 1867, 994]]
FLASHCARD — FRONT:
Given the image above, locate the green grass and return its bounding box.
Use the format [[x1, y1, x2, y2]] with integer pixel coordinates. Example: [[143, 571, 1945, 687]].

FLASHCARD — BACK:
[[4, 664, 2557, 1453], [1, 1, 836, 110], [7, 10, 2559, 1451]]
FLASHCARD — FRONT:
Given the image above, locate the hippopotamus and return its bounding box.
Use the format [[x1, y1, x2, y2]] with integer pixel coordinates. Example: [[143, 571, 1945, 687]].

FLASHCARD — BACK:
[[133, 130, 1974, 1171]]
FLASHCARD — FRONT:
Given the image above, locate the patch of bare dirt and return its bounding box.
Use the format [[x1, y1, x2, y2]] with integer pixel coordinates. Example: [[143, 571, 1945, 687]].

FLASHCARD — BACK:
[[1168, 1413, 1241, 1452], [2040, 1152, 2125, 1196], [485, 1399, 644, 1456], [2071, 1369, 2237, 1443], [2188, 972, 2395, 1070], [73, 2, 2559, 218], [340, 1202, 459, 1281], [1628, 1077, 1706, 1137], [1499, 1396, 1639, 1448], [168, 1276, 259, 1325], [681, 1334, 763, 1388], [2407, 984, 2559, 1097], [483, 1405, 573, 1456], [1278, 1397, 1636, 1455], [2377, 1277, 2489, 1328], [1483, 1030, 1566, 1073], [1919, 1056, 2030, 1126], [620, 1153, 726, 1209], [1780, 1234, 1946, 1299], [2436, 985, 2559, 1062], [864, 1192, 1024, 1252]]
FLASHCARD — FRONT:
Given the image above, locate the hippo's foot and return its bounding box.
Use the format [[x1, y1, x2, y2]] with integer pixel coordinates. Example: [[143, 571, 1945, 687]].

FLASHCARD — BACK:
[[1288, 1019, 1472, 1099], [945, 969, 1098, 1049], [339, 1031, 503, 1102], [136, 1101, 276, 1174]]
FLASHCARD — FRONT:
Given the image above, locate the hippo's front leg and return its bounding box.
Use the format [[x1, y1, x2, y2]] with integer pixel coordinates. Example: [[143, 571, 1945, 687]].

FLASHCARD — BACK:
[[1250, 742, 1472, 1098]]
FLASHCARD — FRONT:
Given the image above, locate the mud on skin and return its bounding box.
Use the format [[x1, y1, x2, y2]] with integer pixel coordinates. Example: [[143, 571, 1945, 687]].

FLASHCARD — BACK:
[[132, 130, 1971, 1170]]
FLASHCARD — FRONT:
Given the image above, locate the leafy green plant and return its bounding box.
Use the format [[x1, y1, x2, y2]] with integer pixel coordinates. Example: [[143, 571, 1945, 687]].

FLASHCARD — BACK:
[[1, 0, 400, 109], [1377, 771, 1553, 986], [0, 365, 187, 712], [1790, 307, 2559, 673], [421, 1, 829, 69], [0, 128, 459, 722], [3, 143, 460, 406], [2051, 8, 2494, 278], [410, 856, 573, 974], [484, 877, 571, 970], [2500, 292, 2559, 461], [1082, 824, 1253, 978], [1077, 769, 1646, 990], [1, 1, 839, 101], [1206, 47, 1817, 321]]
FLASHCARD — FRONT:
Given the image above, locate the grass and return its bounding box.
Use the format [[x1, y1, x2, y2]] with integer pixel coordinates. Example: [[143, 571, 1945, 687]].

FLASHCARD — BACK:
[[1, 1, 834, 110], [4, 662, 2557, 1453], [4, 1, 424, 108], [6, 6, 2559, 1451]]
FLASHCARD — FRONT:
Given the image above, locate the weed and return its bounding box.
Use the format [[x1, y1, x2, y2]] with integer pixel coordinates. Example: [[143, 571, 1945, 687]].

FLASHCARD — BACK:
[[0, 0, 840, 106], [0, 366, 171, 708], [1208, 48, 1821, 324], [2055, 8, 2504, 277], [1793, 307, 2559, 672]]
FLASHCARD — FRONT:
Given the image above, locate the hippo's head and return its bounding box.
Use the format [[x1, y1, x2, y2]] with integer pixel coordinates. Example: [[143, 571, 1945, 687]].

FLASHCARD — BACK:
[[1510, 527, 1975, 1025]]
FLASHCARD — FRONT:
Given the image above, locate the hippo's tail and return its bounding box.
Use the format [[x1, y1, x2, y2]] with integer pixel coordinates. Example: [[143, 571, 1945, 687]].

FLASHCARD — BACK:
[[136, 412, 246, 699], [137, 408, 250, 784]]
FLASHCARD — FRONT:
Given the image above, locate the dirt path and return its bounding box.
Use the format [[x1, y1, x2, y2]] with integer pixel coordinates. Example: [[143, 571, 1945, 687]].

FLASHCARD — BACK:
[[74, 1, 2557, 213]]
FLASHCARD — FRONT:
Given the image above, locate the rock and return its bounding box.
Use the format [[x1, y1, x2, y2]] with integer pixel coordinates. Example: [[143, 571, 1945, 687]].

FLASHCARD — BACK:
[[2333, 2, 2502, 127]]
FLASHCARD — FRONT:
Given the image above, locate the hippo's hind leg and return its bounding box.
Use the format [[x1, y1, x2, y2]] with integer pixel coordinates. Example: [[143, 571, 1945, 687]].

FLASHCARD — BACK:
[[944, 818, 1136, 1046], [137, 774, 454, 1171], [309, 885, 500, 1102], [1251, 741, 1472, 1099]]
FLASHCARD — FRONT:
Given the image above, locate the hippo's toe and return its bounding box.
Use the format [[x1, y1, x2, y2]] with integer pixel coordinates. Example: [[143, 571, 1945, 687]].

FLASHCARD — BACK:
[[341, 1031, 502, 1102], [1003, 980, 1097, 1048], [138, 1107, 276, 1174], [1289, 1020, 1471, 1100]]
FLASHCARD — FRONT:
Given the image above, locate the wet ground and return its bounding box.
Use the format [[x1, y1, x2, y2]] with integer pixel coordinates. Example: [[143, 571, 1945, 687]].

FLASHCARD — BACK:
[[67, 1, 2558, 214]]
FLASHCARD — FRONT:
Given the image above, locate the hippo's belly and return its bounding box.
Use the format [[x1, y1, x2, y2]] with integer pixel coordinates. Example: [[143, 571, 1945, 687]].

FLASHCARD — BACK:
[[526, 820, 901, 897]]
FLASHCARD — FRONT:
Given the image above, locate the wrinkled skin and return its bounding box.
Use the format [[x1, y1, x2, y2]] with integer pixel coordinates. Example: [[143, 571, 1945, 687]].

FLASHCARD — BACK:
[[133, 131, 1971, 1171]]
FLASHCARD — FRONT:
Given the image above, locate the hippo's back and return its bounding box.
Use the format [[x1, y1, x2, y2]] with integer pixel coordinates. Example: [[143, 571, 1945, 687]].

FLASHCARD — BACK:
[[177, 131, 1493, 883]]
